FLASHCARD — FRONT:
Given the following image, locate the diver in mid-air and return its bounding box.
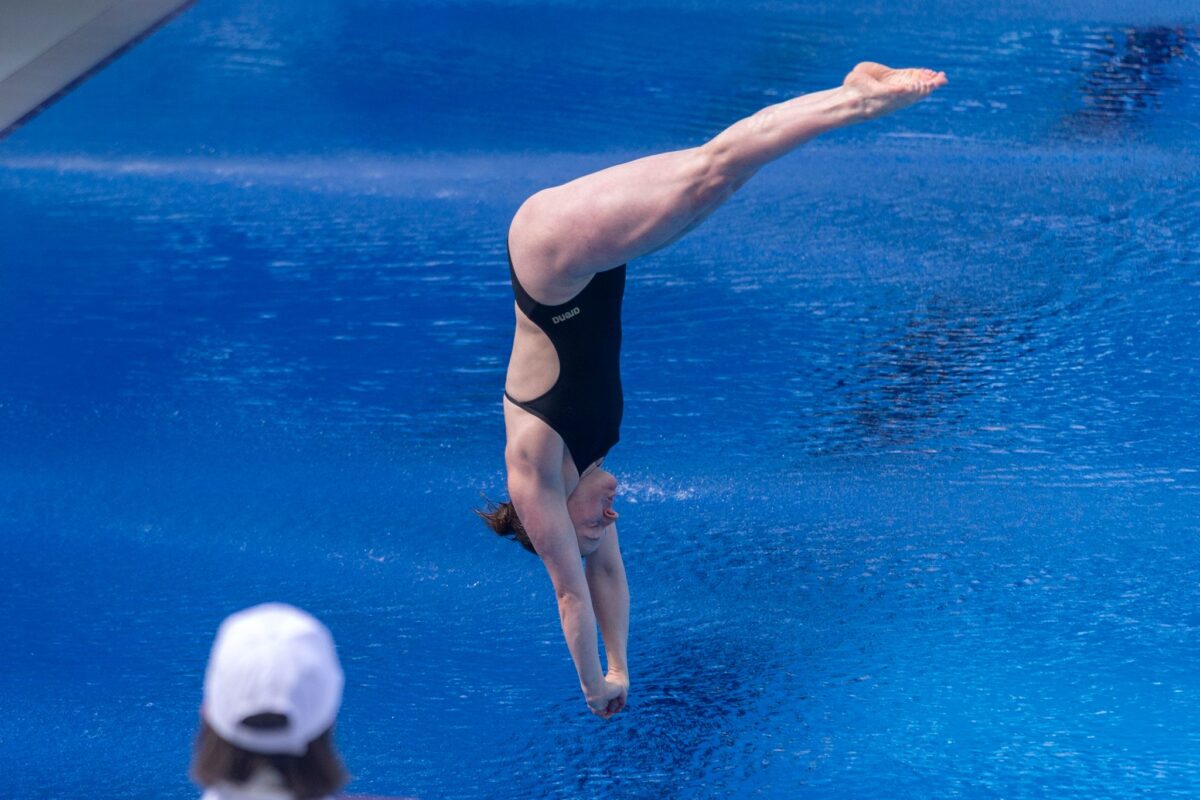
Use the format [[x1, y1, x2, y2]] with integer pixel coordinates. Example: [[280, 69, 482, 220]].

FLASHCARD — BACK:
[[479, 62, 948, 718]]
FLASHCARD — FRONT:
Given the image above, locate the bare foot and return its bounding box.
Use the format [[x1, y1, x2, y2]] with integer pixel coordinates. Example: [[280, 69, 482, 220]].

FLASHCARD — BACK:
[[842, 61, 948, 121]]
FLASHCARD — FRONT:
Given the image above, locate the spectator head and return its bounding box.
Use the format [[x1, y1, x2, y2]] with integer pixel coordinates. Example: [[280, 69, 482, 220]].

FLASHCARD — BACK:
[[191, 603, 348, 798]]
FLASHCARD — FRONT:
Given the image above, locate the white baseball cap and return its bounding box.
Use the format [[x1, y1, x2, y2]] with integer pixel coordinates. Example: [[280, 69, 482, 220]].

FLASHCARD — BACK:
[[202, 603, 344, 756]]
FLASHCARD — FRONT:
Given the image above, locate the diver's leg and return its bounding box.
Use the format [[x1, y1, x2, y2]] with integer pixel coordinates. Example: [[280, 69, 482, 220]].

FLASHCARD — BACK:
[[510, 63, 946, 301]]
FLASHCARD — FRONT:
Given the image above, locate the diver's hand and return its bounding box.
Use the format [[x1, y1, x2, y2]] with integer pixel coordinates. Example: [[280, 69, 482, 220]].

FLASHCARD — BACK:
[[585, 676, 627, 719], [604, 669, 629, 715]]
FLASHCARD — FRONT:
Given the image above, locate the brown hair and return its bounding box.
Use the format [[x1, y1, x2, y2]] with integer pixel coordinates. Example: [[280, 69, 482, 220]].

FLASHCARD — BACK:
[[190, 718, 348, 800], [475, 498, 536, 554]]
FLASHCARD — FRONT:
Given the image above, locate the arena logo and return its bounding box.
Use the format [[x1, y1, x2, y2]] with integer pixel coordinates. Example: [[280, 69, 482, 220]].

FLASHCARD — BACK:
[[552, 307, 581, 324]]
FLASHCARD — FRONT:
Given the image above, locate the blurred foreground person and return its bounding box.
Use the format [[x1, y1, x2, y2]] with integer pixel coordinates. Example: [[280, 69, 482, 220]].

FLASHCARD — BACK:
[[191, 603, 347, 800]]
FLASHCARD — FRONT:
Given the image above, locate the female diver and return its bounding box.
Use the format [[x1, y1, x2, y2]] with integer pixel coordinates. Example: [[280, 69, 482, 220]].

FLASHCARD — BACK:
[[480, 63, 948, 718]]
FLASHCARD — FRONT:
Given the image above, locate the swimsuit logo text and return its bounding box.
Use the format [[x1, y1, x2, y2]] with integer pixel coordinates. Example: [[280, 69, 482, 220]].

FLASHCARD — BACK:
[[552, 307, 581, 324]]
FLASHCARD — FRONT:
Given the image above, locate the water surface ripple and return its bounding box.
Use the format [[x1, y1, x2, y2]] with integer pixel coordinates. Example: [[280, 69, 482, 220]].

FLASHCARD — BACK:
[[2, 2, 1199, 799]]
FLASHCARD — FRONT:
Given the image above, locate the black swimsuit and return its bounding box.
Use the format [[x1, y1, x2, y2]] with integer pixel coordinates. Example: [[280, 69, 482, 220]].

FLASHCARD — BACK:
[[505, 250, 625, 475]]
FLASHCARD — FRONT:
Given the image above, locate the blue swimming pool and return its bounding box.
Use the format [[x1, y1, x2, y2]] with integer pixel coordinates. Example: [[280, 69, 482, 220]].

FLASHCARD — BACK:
[[2, 1, 1199, 797]]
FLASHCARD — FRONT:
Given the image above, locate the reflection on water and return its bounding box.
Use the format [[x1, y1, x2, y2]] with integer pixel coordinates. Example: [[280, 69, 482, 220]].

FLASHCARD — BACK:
[[1063, 26, 1195, 136]]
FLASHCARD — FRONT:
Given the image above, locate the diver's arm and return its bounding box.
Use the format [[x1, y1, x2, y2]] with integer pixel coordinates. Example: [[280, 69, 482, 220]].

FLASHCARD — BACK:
[[515, 478, 603, 696], [505, 431, 619, 716], [586, 525, 630, 713], [586, 525, 629, 676]]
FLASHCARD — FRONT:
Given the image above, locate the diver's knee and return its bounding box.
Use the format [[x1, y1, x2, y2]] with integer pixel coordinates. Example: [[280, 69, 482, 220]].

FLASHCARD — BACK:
[[687, 147, 737, 210]]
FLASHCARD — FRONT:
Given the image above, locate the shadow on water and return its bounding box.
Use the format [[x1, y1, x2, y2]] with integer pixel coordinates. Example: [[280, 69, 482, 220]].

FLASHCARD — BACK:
[[507, 623, 778, 799], [789, 300, 1039, 458], [575, 571, 791, 796], [1060, 25, 1196, 138], [827, 310, 998, 453]]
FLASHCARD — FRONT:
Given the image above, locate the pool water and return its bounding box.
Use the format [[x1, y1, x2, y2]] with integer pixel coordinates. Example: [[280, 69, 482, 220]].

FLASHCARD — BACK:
[[2, 1, 1199, 798]]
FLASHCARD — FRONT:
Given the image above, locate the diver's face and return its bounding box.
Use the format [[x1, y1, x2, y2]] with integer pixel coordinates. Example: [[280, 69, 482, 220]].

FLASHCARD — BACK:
[[566, 468, 619, 557]]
